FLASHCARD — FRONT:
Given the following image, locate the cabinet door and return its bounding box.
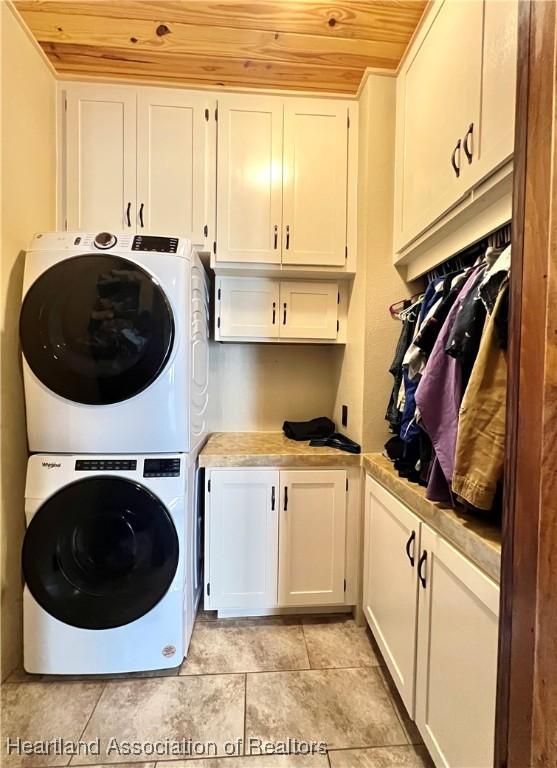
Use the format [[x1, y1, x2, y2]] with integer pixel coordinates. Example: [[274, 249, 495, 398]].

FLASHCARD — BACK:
[[206, 470, 279, 610], [65, 84, 136, 233], [278, 470, 346, 606], [137, 89, 211, 243], [363, 478, 421, 717], [394, 0, 484, 250], [217, 277, 279, 339], [282, 100, 348, 266], [216, 95, 283, 264], [466, 0, 518, 187], [279, 281, 338, 340], [416, 525, 499, 768]]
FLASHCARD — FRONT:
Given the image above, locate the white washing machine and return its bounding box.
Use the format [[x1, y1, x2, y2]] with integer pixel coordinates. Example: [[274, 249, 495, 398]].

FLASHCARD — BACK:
[[22, 452, 202, 675], [20, 232, 209, 454]]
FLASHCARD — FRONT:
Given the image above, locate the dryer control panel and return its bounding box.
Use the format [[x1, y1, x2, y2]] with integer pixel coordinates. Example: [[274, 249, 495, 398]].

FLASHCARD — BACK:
[[132, 235, 179, 253], [143, 458, 181, 478]]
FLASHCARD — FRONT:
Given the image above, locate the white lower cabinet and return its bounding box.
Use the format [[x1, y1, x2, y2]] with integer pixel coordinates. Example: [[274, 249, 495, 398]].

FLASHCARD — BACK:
[[416, 525, 499, 768], [205, 470, 279, 610], [363, 476, 499, 768], [278, 470, 346, 606], [363, 477, 420, 715], [205, 468, 347, 613]]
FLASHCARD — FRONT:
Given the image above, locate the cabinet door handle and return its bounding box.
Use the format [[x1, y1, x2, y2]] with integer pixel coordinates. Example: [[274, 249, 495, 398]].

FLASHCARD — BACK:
[[284, 486, 288, 511], [273, 225, 278, 249], [405, 530, 416, 568], [463, 123, 474, 164], [285, 224, 290, 250], [418, 550, 428, 589], [272, 302, 276, 325], [139, 202, 145, 228], [283, 303, 287, 325], [271, 486, 276, 511], [126, 202, 131, 228], [451, 140, 461, 178]]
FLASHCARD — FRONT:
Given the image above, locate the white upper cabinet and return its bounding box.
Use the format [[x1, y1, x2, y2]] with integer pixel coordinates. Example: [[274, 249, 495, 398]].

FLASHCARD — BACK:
[[65, 85, 136, 233], [218, 277, 279, 340], [363, 478, 421, 717], [280, 281, 338, 340], [215, 276, 341, 343], [205, 470, 279, 610], [282, 101, 348, 266], [63, 82, 214, 244], [278, 470, 346, 607], [469, 0, 518, 186], [137, 89, 209, 242], [416, 525, 499, 768], [395, 0, 483, 250], [215, 94, 355, 270], [216, 95, 283, 264], [394, 0, 518, 254]]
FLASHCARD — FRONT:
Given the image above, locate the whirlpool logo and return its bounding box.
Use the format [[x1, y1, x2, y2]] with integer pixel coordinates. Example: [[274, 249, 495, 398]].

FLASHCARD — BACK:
[[42, 462, 61, 469]]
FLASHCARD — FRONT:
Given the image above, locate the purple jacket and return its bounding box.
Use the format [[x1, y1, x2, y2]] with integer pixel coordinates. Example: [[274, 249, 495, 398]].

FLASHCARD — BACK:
[[415, 268, 482, 503]]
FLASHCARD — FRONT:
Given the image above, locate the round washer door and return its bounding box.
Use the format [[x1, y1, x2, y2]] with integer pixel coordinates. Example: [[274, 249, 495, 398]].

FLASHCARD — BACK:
[[20, 254, 175, 405], [22, 477, 179, 630]]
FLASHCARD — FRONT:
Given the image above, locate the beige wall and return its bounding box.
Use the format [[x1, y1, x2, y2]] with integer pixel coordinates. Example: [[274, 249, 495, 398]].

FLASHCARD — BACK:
[[334, 74, 419, 452], [209, 342, 343, 432], [0, 3, 57, 680]]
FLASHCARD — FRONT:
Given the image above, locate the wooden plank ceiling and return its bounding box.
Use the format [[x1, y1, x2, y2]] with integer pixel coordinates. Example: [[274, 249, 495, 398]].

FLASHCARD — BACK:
[[14, 1, 427, 94]]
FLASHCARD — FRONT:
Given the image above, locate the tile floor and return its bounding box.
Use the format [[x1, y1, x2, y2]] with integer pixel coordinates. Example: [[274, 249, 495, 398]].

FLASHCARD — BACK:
[[2, 612, 433, 768]]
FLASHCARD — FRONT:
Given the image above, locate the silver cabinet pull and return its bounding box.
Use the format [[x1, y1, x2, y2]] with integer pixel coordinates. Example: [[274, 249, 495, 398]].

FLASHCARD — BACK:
[[285, 224, 290, 249], [273, 225, 278, 249]]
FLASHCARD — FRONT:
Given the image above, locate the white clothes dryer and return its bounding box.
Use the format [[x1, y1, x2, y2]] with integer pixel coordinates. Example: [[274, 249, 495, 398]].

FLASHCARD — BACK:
[[22, 452, 199, 675], [20, 232, 209, 454]]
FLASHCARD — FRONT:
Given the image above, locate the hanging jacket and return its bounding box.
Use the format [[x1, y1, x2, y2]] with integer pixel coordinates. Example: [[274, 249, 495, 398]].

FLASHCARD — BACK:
[[385, 315, 416, 433], [452, 283, 509, 510], [415, 268, 482, 503]]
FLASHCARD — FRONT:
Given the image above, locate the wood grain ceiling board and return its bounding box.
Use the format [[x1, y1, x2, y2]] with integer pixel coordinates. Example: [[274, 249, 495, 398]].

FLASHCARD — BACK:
[[14, 1, 427, 94]]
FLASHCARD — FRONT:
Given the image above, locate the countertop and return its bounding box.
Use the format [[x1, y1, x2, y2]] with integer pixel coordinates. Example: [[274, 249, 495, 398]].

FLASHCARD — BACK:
[[198, 432, 362, 468], [363, 453, 502, 583], [198, 434, 501, 582]]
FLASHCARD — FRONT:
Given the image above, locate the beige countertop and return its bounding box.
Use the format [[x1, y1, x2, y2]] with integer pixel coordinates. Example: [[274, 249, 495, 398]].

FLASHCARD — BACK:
[[363, 453, 502, 583], [198, 434, 501, 582], [199, 432, 362, 468]]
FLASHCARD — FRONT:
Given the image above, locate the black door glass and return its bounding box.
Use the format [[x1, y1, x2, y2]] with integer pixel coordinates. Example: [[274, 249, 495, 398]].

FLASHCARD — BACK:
[[20, 255, 174, 405], [22, 477, 179, 630]]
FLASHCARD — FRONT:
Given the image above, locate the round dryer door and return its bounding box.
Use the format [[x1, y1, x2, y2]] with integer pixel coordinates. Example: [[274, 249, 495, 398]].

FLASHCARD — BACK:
[[20, 254, 174, 405], [22, 477, 179, 630]]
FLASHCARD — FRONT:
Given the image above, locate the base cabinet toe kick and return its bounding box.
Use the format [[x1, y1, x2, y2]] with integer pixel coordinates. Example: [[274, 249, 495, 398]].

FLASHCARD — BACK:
[[203, 467, 360, 616], [362, 475, 500, 768]]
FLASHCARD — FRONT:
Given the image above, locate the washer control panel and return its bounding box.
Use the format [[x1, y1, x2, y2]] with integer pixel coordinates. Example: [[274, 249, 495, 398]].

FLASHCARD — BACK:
[[143, 458, 181, 478], [75, 459, 137, 471]]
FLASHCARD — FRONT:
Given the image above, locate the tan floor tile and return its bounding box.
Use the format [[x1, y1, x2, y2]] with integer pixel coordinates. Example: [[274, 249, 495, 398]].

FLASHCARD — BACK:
[[302, 617, 381, 669], [246, 667, 406, 752], [375, 668, 423, 746], [157, 755, 328, 767], [1, 682, 104, 768], [180, 619, 310, 675], [328, 745, 434, 767], [5, 668, 179, 684], [74, 674, 245, 764]]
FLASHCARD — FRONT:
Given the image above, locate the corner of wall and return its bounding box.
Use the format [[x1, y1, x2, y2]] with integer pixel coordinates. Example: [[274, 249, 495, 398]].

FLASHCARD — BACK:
[[1, 2, 57, 681]]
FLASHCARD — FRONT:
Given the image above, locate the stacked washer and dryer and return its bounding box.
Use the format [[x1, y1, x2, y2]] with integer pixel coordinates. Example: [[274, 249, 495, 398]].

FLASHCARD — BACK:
[[19, 231, 210, 674]]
